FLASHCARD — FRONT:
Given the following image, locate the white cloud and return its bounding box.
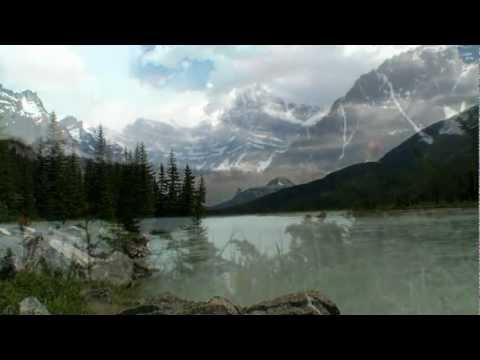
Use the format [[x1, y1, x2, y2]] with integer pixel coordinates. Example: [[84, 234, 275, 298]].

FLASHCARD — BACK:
[[84, 78, 210, 129], [0, 45, 423, 131], [0, 45, 95, 92], [134, 45, 421, 112]]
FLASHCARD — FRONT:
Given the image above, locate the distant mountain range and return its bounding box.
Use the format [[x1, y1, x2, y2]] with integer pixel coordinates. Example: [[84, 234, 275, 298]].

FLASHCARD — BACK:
[[210, 177, 295, 210], [0, 85, 123, 159], [0, 45, 477, 205], [211, 105, 479, 214], [2, 46, 475, 171]]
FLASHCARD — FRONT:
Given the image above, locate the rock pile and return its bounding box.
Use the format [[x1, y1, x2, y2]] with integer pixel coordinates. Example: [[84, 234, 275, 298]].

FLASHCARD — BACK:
[[118, 290, 340, 315]]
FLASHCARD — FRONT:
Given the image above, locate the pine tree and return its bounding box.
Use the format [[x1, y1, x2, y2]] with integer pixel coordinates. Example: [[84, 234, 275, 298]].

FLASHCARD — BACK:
[[193, 176, 207, 219], [180, 164, 195, 216], [94, 125, 107, 162], [166, 149, 180, 215], [63, 153, 85, 220], [90, 125, 115, 221], [17, 154, 36, 220], [44, 112, 67, 221], [0, 141, 16, 220], [155, 163, 168, 216], [136, 142, 154, 217], [116, 152, 140, 233]]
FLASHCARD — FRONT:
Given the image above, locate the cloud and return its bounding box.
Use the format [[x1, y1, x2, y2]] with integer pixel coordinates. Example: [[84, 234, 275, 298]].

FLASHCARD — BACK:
[[131, 45, 420, 112], [83, 78, 210, 129], [0, 45, 421, 131], [133, 53, 215, 90], [0, 45, 95, 93]]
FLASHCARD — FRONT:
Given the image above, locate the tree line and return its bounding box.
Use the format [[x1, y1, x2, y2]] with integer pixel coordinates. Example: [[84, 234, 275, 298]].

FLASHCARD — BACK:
[[0, 113, 206, 230]]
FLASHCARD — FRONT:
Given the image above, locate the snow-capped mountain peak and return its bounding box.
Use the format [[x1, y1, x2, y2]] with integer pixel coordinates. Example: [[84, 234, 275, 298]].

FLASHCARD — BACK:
[[0, 85, 49, 125]]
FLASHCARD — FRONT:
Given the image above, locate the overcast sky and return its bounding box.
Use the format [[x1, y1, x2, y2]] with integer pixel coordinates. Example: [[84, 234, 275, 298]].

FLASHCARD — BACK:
[[0, 45, 419, 130]]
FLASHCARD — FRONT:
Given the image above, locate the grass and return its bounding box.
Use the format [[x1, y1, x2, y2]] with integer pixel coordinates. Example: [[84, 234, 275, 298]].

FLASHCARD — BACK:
[[0, 269, 141, 315], [0, 270, 89, 314]]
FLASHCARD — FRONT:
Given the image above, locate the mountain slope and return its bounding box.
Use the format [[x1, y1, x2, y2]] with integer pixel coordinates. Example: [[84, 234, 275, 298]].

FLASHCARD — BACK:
[[211, 105, 478, 214], [0, 84, 123, 159], [1, 46, 476, 187], [271, 45, 477, 175], [210, 177, 295, 210]]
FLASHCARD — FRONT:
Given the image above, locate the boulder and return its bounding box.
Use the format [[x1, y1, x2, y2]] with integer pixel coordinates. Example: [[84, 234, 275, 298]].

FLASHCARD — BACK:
[[119, 292, 195, 315], [22, 233, 93, 274], [90, 251, 133, 286], [183, 297, 241, 315], [118, 290, 339, 315], [244, 290, 340, 315], [19, 297, 50, 315]]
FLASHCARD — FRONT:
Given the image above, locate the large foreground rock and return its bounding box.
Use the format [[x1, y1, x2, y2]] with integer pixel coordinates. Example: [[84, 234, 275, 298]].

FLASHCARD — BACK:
[[244, 290, 341, 315], [118, 290, 339, 315], [19, 297, 50, 315], [90, 252, 134, 286]]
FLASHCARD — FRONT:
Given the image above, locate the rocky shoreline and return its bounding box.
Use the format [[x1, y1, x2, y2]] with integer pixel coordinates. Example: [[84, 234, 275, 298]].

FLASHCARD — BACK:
[[16, 290, 340, 315], [1, 222, 341, 315], [0, 222, 154, 286]]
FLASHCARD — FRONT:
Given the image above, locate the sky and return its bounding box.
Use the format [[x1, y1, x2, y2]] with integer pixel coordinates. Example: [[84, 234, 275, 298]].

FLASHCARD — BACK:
[[0, 45, 419, 130]]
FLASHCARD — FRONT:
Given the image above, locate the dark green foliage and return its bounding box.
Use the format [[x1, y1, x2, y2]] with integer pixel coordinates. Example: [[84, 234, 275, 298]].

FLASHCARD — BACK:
[[134, 143, 155, 217], [43, 112, 68, 221], [0, 249, 16, 281], [180, 164, 195, 216], [193, 176, 207, 219], [63, 153, 85, 220], [166, 149, 181, 215], [0, 269, 89, 314], [87, 126, 115, 221], [0, 116, 207, 224], [155, 163, 168, 216]]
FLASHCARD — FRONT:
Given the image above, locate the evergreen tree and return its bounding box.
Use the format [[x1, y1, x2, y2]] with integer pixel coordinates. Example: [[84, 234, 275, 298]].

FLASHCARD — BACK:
[[116, 153, 140, 233], [166, 149, 181, 214], [44, 112, 67, 221], [180, 164, 195, 215], [0, 141, 16, 220], [136, 142, 154, 217], [63, 153, 85, 220], [33, 141, 49, 218], [94, 125, 107, 162], [17, 153, 36, 220], [90, 125, 115, 220], [155, 163, 167, 216], [193, 176, 207, 219]]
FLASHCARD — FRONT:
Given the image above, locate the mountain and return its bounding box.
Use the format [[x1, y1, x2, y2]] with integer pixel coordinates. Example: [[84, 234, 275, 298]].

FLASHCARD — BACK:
[[1, 46, 476, 206], [271, 45, 478, 176], [109, 45, 476, 205], [117, 84, 322, 171], [211, 105, 478, 214], [0, 85, 123, 159], [123, 46, 475, 176], [210, 176, 295, 210], [0, 85, 50, 143]]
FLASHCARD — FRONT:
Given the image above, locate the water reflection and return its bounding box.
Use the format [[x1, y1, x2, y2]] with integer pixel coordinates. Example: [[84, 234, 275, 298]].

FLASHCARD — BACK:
[[139, 208, 478, 314]]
